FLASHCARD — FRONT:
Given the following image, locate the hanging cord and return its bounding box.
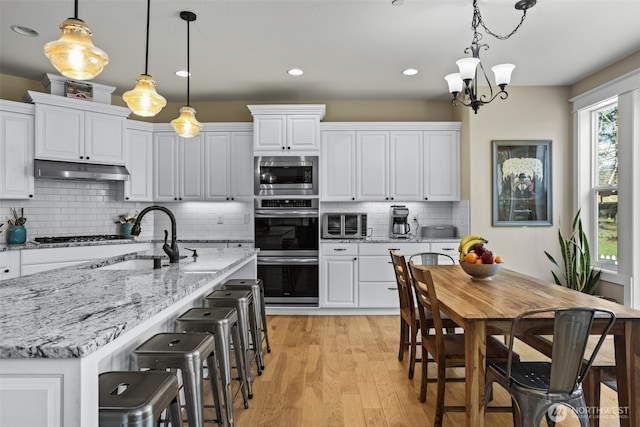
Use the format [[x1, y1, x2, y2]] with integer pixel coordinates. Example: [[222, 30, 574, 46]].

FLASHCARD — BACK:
[[73, 0, 78, 18], [473, 0, 530, 41], [186, 16, 191, 107], [144, 0, 150, 75]]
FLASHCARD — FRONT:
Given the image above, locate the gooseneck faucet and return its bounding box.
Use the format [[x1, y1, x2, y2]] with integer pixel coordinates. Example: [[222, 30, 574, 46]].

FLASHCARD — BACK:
[[131, 205, 180, 263]]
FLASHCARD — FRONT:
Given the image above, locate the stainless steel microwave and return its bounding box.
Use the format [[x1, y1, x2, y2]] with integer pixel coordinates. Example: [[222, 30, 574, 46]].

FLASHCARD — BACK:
[[254, 156, 318, 196], [322, 213, 368, 239]]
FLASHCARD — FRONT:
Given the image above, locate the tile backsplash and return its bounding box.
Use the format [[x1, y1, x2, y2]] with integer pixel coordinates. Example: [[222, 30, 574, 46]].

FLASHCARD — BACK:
[[0, 180, 253, 241]]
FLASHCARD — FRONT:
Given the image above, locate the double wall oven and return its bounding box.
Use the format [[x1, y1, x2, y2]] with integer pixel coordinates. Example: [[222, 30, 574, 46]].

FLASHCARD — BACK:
[[254, 198, 319, 305]]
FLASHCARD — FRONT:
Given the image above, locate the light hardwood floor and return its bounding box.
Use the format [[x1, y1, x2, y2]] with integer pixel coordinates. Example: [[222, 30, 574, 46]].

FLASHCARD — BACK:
[[215, 315, 621, 427]]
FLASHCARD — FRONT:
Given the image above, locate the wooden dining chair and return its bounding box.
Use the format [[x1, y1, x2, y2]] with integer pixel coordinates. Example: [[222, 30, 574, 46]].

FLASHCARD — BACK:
[[409, 261, 514, 427], [389, 251, 458, 380]]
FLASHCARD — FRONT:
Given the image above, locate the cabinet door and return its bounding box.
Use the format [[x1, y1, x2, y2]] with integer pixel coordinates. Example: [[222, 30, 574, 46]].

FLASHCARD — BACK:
[[321, 256, 358, 307], [253, 115, 286, 151], [204, 132, 231, 200], [84, 112, 125, 164], [0, 251, 21, 281], [423, 131, 460, 201], [287, 115, 319, 151], [180, 135, 204, 200], [389, 131, 422, 201], [35, 104, 83, 161], [153, 132, 180, 201], [229, 132, 254, 200], [356, 131, 388, 200], [321, 131, 356, 201], [0, 110, 34, 199], [124, 127, 153, 202]]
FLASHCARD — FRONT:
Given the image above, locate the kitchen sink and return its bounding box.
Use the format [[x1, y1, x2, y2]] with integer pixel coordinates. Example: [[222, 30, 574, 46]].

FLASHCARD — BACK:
[[98, 259, 167, 271]]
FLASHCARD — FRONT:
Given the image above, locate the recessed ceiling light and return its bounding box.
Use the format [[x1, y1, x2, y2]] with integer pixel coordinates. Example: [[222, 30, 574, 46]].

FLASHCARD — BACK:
[[11, 25, 39, 37], [175, 70, 191, 77], [402, 68, 419, 76], [287, 68, 304, 76], [392, 0, 404, 6]]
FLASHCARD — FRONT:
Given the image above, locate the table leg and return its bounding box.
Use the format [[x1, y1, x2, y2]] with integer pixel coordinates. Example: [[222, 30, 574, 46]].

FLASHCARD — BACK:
[[465, 320, 487, 427]]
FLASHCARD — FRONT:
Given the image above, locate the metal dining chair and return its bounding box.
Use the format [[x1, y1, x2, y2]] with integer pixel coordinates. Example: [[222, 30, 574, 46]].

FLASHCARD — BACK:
[[484, 306, 616, 427], [408, 252, 456, 266]]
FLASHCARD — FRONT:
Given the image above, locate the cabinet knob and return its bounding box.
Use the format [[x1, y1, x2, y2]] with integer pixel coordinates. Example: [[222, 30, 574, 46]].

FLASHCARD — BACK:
[[353, 257, 357, 261], [79, 156, 84, 159], [174, 197, 178, 201], [424, 197, 428, 200], [125, 197, 130, 200], [179, 197, 182, 200], [385, 197, 389, 200], [86, 156, 90, 160], [287, 146, 291, 150], [351, 197, 355, 200], [282, 146, 285, 150], [231, 197, 234, 201], [390, 197, 394, 200], [3, 269, 9, 273], [29, 194, 33, 198]]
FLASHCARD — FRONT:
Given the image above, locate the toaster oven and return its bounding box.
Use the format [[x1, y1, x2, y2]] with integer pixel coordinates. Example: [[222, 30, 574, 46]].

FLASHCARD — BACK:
[[322, 213, 368, 239]]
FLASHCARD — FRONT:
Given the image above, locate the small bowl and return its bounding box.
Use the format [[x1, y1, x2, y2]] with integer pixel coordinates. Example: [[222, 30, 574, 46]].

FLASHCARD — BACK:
[[459, 261, 503, 280]]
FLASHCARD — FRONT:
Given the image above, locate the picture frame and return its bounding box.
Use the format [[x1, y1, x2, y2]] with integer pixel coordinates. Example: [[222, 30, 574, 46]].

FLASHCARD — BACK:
[[492, 140, 552, 227]]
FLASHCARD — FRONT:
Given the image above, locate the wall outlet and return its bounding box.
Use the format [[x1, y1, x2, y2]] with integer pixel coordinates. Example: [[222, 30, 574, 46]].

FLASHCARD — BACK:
[[413, 217, 418, 222], [217, 215, 224, 224], [243, 213, 250, 224]]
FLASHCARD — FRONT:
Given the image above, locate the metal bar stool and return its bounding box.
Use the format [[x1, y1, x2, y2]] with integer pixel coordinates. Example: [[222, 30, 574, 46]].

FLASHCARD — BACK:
[[221, 278, 271, 354], [99, 370, 182, 427], [204, 289, 263, 395], [131, 332, 222, 427], [175, 307, 249, 427]]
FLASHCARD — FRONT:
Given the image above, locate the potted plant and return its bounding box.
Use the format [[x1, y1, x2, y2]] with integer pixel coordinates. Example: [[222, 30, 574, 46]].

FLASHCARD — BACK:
[[116, 213, 137, 238], [544, 209, 600, 295]]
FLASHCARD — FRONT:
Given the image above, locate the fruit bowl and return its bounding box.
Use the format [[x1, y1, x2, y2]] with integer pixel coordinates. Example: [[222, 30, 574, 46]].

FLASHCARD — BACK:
[[459, 261, 503, 280]]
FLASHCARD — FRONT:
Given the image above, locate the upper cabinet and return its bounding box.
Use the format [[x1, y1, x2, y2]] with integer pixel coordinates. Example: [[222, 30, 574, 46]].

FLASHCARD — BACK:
[[248, 104, 325, 154], [320, 123, 461, 202], [204, 129, 253, 201], [124, 121, 153, 202], [0, 100, 35, 199], [26, 91, 130, 165], [153, 131, 204, 202]]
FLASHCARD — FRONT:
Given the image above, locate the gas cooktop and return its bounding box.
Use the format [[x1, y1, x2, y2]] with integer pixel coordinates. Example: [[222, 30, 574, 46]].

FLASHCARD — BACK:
[[34, 235, 128, 244]]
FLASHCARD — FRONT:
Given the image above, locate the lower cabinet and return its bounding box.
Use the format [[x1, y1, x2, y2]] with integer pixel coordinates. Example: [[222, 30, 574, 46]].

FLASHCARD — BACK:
[[320, 243, 358, 308], [0, 251, 21, 281]]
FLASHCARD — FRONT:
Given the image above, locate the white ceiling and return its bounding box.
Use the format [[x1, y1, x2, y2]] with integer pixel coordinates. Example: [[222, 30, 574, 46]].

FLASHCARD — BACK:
[[1, 0, 639, 103]]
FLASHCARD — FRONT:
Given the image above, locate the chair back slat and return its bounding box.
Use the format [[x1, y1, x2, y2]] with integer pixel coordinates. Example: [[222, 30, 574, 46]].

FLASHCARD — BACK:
[[409, 261, 446, 361], [390, 251, 414, 312]]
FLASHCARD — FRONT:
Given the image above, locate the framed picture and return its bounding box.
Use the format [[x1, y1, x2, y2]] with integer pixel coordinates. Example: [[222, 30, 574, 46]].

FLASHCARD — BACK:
[[492, 140, 552, 227]]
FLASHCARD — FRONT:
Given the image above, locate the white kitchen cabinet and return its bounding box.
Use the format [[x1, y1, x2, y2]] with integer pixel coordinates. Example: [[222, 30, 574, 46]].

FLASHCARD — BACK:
[[423, 131, 460, 201], [204, 131, 253, 201], [321, 130, 357, 201], [124, 121, 153, 202], [428, 241, 460, 264], [248, 105, 325, 154], [0, 100, 34, 200], [153, 132, 204, 201], [356, 131, 422, 201], [27, 91, 129, 165], [0, 251, 21, 281], [320, 243, 358, 308]]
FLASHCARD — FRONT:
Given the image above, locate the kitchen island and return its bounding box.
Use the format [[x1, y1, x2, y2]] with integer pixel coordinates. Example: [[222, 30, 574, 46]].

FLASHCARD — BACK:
[[0, 247, 257, 427]]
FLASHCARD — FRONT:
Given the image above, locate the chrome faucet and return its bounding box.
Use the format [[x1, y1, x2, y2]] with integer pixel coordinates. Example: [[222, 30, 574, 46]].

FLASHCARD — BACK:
[[131, 205, 180, 263]]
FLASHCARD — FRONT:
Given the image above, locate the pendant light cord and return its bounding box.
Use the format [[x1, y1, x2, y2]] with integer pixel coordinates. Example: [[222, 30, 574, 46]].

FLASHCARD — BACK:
[[73, 0, 78, 18], [186, 16, 191, 107], [144, 0, 150, 75]]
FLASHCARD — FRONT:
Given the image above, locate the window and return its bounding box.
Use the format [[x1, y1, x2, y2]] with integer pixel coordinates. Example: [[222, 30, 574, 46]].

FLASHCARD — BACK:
[[593, 102, 618, 268]]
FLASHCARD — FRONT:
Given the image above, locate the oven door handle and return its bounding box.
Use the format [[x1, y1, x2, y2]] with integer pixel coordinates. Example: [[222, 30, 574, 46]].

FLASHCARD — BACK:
[[257, 257, 319, 265], [255, 210, 318, 218]]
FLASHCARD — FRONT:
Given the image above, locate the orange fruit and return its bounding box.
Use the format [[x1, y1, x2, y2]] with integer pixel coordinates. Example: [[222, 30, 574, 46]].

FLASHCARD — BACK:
[[475, 258, 483, 265], [495, 255, 504, 264], [464, 252, 478, 263]]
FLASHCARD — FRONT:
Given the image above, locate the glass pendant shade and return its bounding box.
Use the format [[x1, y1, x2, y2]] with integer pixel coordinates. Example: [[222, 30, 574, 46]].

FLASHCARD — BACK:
[[456, 57, 480, 81], [171, 106, 202, 138], [491, 63, 516, 86], [43, 18, 108, 80], [123, 74, 167, 117], [444, 73, 463, 94]]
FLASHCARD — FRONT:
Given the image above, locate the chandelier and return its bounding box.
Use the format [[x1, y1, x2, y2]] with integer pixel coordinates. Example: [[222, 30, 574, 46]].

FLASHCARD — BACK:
[[171, 11, 202, 138], [122, 0, 166, 117], [444, 0, 537, 114], [43, 0, 108, 80]]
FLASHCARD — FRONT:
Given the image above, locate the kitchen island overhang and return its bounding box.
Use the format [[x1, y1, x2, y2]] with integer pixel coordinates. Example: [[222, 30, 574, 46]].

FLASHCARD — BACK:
[[0, 247, 258, 427]]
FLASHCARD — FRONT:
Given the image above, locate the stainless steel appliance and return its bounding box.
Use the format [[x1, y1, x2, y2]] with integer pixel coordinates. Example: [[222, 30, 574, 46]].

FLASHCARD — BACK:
[[254, 156, 318, 196], [322, 213, 368, 240], [389, 205, 411, 239], [254, 198, 319, 305]]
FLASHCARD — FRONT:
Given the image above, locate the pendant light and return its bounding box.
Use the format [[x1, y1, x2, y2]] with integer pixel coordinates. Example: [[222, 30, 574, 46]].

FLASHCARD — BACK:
[[171, 11, 201, 138], [122, 0, 166, 117], [43, 0, 109, 80]]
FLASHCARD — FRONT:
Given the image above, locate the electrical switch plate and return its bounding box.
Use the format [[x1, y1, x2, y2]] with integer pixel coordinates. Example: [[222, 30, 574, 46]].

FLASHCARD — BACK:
[[217, 215, 224, 224]]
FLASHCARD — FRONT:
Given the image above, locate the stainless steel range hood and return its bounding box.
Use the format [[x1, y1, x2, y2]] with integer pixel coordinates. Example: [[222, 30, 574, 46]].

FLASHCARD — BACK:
[[34, 160, 130, 181]]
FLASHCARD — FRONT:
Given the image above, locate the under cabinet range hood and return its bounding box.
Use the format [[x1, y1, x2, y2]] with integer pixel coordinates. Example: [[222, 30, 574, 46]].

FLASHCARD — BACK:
[[34, 160, 130, 181]]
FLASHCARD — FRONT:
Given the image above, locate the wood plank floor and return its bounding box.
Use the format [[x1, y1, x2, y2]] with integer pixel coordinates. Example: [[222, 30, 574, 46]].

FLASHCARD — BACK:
[[212, 315, 621, 427]]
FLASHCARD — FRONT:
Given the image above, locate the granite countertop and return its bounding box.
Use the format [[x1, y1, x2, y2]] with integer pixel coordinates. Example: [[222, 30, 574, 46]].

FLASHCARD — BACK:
[[0, 247, 258, 359], [0, 238, 253, 252]]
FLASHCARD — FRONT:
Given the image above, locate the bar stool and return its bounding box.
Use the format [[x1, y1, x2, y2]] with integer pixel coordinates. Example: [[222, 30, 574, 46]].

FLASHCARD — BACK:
[[204, 289, 263, 391], [99, 370, 182, 427], [132, 332, 222, 427], [175, 307, 249, 427], [221, 278, 271, 354]]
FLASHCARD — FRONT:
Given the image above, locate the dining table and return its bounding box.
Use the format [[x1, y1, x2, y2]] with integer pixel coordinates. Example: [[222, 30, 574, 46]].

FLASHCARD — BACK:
[[427, 265, 640, 427]]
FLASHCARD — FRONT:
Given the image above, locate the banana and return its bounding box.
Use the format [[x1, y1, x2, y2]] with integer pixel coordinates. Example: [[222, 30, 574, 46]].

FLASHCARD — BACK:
[[458, 234, 488, 252], [460, 238, 488, 256]]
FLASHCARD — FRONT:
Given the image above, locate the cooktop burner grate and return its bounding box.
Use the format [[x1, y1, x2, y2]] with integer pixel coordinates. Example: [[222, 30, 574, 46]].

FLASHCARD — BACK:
[[34, 235, 127, 244]]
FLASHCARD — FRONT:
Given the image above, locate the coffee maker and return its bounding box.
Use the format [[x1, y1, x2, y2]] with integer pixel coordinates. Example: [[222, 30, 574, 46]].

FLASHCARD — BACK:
[[389, 205, 411, 239]]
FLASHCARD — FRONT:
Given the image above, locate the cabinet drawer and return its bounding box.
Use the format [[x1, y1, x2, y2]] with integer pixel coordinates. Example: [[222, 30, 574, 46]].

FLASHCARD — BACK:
[[321, 243, 358, 256], [358, 242, 430, 256], [359, 282, 399, 308], [429, 241, 460, 264], [358, 255, 395, 282]]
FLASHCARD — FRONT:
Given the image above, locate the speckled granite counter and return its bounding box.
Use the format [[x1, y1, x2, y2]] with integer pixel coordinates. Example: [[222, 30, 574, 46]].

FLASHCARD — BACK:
[[0, 238, 253, 252], [0, 247, 258, 427]]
